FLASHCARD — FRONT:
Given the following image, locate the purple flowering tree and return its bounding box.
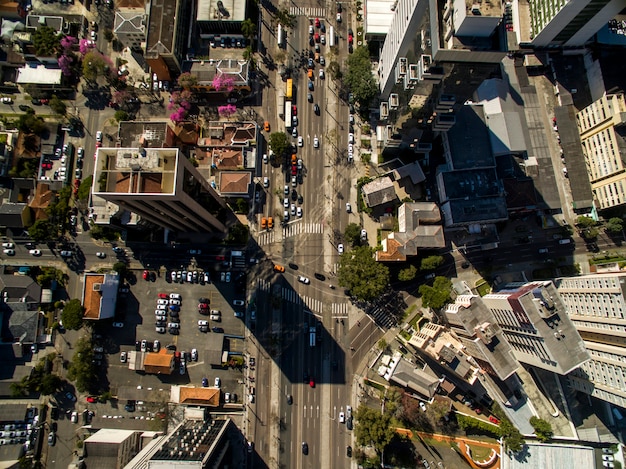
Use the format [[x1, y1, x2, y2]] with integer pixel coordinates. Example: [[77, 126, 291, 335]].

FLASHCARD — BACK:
[[218, 104, 237, 117]]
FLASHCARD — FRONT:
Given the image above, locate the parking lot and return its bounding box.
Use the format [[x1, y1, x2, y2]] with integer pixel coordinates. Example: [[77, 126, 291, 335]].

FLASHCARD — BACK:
[[93, 270, 248, 406]]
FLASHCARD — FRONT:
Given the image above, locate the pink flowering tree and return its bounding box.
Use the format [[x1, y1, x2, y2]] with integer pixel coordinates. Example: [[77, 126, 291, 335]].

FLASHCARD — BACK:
[[60, 36, 77, 51], [79, 38, 96, 55], [212, 73, 236, 93], [58, 54, 74, 76], [170, 107, 188, 124], [218, 104, 237, 118]]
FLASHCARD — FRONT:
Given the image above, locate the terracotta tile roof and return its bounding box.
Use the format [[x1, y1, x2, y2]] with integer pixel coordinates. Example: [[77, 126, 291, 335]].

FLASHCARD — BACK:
[[179, 386, 220, 406], [28, 183, 53, 220], [213, 148, 242, 168], [144, 350, 175, 367], [83, 274, 104, 319], [219, 171, 251, 194], [376, 236, 406, 262]]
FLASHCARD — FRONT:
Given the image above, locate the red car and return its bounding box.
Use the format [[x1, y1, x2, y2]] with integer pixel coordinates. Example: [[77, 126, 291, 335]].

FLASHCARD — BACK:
[[489, 416, 500, 424], [315, 17, 320, 28], [309, 379, 315, 388], [86, 396, 96, 403], [348, 34, 353, 44], [158, 293, 168, 299], [292, 104, 297, 116], [198, 303, 209, 309], [216, 255, 225, 261], [314, 32, 320, 42], [42, 161, 52, 170], [291, 165, 297, 175], [143, 270, 149, 280]]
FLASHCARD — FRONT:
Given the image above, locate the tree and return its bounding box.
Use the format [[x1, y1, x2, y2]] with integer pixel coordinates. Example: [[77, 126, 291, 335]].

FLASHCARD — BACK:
[[241, 18, 257, 40], [418, 276, 452, 310], [32, 26, 60, 56], [345, 46, 378, 110], [398, 265, 417, 281], [606, 217, 624, 234], [82, 50, 113, 82], [269, 132, 290, 159], [337, 246, 390, 301], [77, 175, 93, 201], [114, 110, 129, 121], [576, 215, 595, 228], [354, 405, 395, 455], [327, 61, 342, 80], [35, 267, 66, 288], [242, 46, 253, 61], [420, 255, 443, 271], [344, 222, 362, 246], [112, 262, 128, 279], [28, 219, 57, 243], [49, 95, 67, 115], [67, 337, 97, 393], [177, 72, 197, 90], [103, 29, 114, 42], [61, 299, 84, 330], [276, 8, 295, 28], [17, 113, 45, 134], [226, 223, 249, 244], [529, 417, 553, 442]]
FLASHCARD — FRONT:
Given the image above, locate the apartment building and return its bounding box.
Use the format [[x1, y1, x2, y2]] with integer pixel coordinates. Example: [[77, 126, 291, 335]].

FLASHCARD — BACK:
[[482, 281, 589, 375], [92, 147, 227, 233], [575, 93, 626, 211], [557, 274, 626, 409], [529, 0, 625, 47]]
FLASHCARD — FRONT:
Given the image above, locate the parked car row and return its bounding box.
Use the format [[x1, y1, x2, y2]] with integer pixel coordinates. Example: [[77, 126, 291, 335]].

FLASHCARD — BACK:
[[170, 269, 211, 284]]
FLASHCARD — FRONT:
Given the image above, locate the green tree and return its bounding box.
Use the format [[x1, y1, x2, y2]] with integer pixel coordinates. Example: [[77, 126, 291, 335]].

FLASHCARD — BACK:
[[114, 110, 129, 121], [269, 132, 290, 162], [344, 222, 362, 246], [61, 299, 84, 330], [82, 50, 111, 82], [420, 255, 443, 271], [77, 175, 93, 201], [529, 417, 553, 442], [606, 217, 624, 234], [241, 18, 257, 40], [104, 29, 113, 42], [177, 72, 198, 90], [242, 46, 253, 61], [28, 219, 57, 243], [226, 223, 249, 244], [276, 9, 295, 28], [337, 246, 389, 301], [67, 337, 97, 393], [112, 262, 128, 279], [582, 227, 599, 239], [327, 61, 342, 80], [17, 113, 45, 134], [576, 215, 595, 228], [418, 276, 452, 310], [354, 405, 395, 455], [35, 267, 66, 288], [49, 95, 66, 115], [9, 157, 38, 178], [345, 46, 378, 111], [32, 26, 60, 56], [398, 265, 417, 282]]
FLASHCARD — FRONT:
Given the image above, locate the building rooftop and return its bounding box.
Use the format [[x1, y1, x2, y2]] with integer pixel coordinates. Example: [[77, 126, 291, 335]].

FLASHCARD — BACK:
[[190, 59, 249, 86], [219, 171, 251, 195], [84, 428, 138, 444], [16, 65, 62, 85], [364, 0, 396, 35], [175, 386, 221, 406], [0, 274, 41, 304], [501, 443, 595, 469], [197, 0, 246, 22], [94, 147, 180, 196], [440, 168, 502, 200], [362, 177, 397, 207], [151, 419, 229, 462], [198, 121, 256, 147], [25, 14, 63, 31], [146, 0, 176, 56], [114, 9, 147, 36], [82, 273, 119, 320], [118, 121, 173, 148], [447, 105, 495, 170]]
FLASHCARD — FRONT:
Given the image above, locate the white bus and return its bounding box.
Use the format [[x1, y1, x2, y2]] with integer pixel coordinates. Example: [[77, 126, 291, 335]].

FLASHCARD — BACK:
[[329, 26, 335, 47], [285, 101, 292, 129], [278, 24, 285, 49]]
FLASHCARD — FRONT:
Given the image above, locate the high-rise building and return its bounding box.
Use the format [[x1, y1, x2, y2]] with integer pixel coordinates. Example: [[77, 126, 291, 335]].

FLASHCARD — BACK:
[[92, 147, 227, 233], [575, 93, 626, 211], [557, 274, 626, 409], [482, 281, 589, 375], [528, 0, 625, 47], [442, 294, 520, 381]]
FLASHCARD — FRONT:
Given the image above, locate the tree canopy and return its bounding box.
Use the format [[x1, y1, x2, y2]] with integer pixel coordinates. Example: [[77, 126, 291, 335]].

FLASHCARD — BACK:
[[344, 222, 362, 246], [269, 132, 290, 157], [606, 217, 624, 235], [338, 246, 389, 301], [67, 337, 98, 393], [77, 175, 93, 201], [344, 46, 378, 111], [32, 26, 61, 56], [576, 215, 595, 228], [61, 299, 84, 330], [28, 219, 57, 243], [17, 113, 46, 134], [241, 19, 257, 40], [354, 405, 396, 455], [420, 255, 443, 271], [529, 416, 553, 442], [418, 276, 452, 310], [49, 95, 66, 115], [398, 265, 417, 282]]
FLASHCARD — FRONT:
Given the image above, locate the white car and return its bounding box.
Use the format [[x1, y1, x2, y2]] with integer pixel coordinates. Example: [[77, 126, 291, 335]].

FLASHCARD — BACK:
[[120, 351, 127, 363], [263, 153, 268, 164], [70, 411, 78, 424], [338, 244, 344, 254], [348, 133, 354, 144], [90, 30, 97, 40], [298, 136, 303, 147], [319, 69, 325, 79], [346, 202, 352, 213], [339, 412, 345, 423], [263, 177, 269, 188], [157, 299, 168, 305], [96, 131, 103, 142], [169, 299, 181, 306], [112, 322, 124, 328], [170, 293, 181, 300], [348, 143, 353, 154], [191, 349, 198, 361], [2, 242, 14, 248], [313, 137, 319, 148], [297, 206, 302, 218], [284, 197, 289, 208], [187, 271, 193, 282], [0, 97, 12, 104], [360, 229, 367, 240], [214, 377, 221, 388], [298, 276, 310, 284], [96, 252, 106, 258], [210, 314, 221, 321], [233, 300, 245, 306], [3, 249, 15, 256], [29, 249, 41, 256]]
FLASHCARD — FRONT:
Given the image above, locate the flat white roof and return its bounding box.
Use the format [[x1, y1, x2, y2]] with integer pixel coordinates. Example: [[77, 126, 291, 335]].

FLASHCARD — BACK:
[[16, 65, 62, 85], [84, 428, 137, 444], [365, 0, 396, 35], [502, 443, 595, 469]]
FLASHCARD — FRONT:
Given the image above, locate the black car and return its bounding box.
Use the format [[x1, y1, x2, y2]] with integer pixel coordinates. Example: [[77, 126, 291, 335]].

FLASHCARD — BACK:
[[212, 327, 224, 333], [50, 406, 59, 420], [302, 442, 308, 455], [298, 195, 304, 204], [169, 328, 180, 335], [314, 273, 326, 281], [198, 297, 209, 303], [346, 417, 353, 430], [169, 317, 180, 323], [291, 189, 298, 201], [337, 3, 341, 12], [303, 371, 309, 383], [346, 445, 352, 457], [169, 310, 179, 318], [18, 105, 33, 113], [166, 344, 176, 351], [155, 320, 166, 326], [124, 401, 135, 412], [287, 394, 293, 405], [135, 341, 141, 351], [25, 242, 36, 249], [31, 98, 42, 105]]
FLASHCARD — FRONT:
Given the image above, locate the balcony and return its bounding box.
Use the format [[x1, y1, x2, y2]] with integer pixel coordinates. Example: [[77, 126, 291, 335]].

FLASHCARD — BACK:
[[380, 101, 389, 118], [389, 94, 399, 110], [409, 64, 419, 81]]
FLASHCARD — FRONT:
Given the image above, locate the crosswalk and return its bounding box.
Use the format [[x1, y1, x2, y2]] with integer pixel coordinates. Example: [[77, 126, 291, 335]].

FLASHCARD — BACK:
[[256, 229, 277, 247], [283, 222, 324, 239], [289, 6, 326, 17], [331, 302, 349, 317], [256, 279, 345, 316], [366, 304, 397, 329]]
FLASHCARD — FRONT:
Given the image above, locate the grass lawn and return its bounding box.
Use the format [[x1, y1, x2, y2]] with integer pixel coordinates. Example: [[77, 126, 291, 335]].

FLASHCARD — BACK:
[[475, 280, 491, 296], [466, 443, 492, 460]]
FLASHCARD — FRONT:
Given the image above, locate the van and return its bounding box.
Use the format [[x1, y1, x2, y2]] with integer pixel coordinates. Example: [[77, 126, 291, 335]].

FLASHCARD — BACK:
[[558, 238, 571, 245], [261, 217, 267, 229], [268, 217, 274, 229]]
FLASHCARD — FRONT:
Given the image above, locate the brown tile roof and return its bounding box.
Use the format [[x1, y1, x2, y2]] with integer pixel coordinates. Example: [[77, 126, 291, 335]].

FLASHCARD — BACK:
[[28, 183, 53, 220], [219, 171, 251, 194], [179, 386, 220, 406], [213, 148, 242, 168], [116, 0, 146, 9], [83, 274, 104, 320], [376, 236, 406, 262], [144, 350, 174, 367]]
